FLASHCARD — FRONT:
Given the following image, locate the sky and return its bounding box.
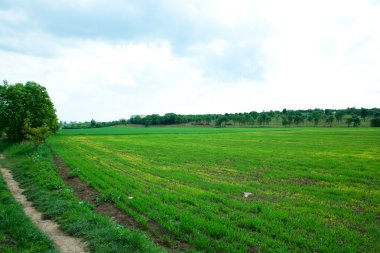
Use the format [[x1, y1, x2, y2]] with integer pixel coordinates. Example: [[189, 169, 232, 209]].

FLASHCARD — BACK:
[[1, 0, 379, 122]]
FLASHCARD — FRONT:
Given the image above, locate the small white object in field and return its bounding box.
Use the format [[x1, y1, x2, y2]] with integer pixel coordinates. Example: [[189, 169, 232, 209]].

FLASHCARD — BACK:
[[128, 196, 134, 200], [242, 192, 253, 198]]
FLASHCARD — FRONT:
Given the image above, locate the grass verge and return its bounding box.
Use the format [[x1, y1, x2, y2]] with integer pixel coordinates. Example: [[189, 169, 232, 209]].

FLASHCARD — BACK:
[[0, 141, 165, 253], [0, 164, 56, 252]]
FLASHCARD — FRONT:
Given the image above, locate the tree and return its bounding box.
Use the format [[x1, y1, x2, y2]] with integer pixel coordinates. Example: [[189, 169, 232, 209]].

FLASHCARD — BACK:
[[257, 115, 264, 125], [346, 107, 359, 116], [352, 116, 361, 127], [257, 113, 271, 126], [237, 114, 246, 126], [312, 109, 324, 126], [286, 114, 294, 126], [281, 117, 290, 127], [294, 113, 305, 126], [151, 114, 160, 125], [346, 118, 353, 127], [324, 109, 333, 116], [346, 116, 360, 127], [325, 115, 335, 127], [370, 117, 380, 127], [264, 115, 272, 125], [162, 113, 177, 124], [335, 111, 344, 123], [0, 81, 58, 141], [247, 116, 255, 126], [360, 108, 369, 121], [249, 111, 259, 119], [144, 117, 153, 127], [215, 116, 228, 127]]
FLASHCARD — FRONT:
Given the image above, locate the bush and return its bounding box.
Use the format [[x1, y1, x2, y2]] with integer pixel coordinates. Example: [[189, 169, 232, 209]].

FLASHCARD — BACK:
[[26, 125, 52, 148], [370, 118, 380, 127]]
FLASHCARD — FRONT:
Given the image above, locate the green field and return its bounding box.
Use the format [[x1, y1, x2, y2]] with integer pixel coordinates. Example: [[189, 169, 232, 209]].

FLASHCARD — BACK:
[[48, 127, 380, 252], [0, 141, 164, 253]]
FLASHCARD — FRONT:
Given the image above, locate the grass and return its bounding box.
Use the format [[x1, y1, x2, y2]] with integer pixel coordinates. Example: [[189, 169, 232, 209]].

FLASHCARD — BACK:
[[48, 127, 380, 252], [0, 163, 56, 253], [0, 141, 166, 253]]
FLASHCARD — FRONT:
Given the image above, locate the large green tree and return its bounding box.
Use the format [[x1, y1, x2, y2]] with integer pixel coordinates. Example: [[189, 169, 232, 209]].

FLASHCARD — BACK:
[[0, 81, 58, 141]]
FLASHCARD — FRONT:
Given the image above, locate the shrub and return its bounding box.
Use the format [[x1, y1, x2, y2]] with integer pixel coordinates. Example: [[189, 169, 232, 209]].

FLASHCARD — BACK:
[[26, 125, 52, 148]]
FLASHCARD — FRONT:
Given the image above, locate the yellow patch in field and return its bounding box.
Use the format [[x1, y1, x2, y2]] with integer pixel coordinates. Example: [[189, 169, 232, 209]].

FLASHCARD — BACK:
[[117, 152, 143, 162], [351, 152, 379, 160]]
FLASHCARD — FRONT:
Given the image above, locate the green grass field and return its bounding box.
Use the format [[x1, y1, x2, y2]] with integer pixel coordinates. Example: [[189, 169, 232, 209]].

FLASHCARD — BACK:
[[48, 127, 380, 252], [0, 141, 165, 253]]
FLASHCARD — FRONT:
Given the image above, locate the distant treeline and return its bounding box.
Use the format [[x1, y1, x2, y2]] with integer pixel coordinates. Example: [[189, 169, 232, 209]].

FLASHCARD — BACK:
[[62, 119, 126, 129], [62, 107, 380, 129]]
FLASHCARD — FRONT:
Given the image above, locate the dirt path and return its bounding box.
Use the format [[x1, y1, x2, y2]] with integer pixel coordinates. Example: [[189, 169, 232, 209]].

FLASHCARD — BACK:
[[0, 155, 88, 253]]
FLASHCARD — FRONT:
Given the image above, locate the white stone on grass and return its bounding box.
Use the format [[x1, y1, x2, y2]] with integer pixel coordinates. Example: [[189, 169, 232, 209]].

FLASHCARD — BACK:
[[242, 192, 253, 198]]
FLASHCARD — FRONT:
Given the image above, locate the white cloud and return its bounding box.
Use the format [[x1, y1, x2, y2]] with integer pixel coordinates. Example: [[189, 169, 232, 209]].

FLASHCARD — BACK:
[[0, 9, 27, 23], [254, 0, 380, 109], [0, 0, 379, 121], [0, 37, 205, 121], [189, 40, 229, 56]]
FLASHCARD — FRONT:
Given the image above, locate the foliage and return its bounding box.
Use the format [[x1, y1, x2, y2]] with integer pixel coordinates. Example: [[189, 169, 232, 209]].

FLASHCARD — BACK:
[[335, 111, 345, 122], [312, 109, 324, 126], [26, 125, 52, 148], [215, 115, 228, 127], [370, 117, 380, 127], [346, 116, 361, 127], [360, 108, 369, 121], [325, 115, 335, 127], [49, 127, 380, 252], [0, 81, 58, 141], [353, 117, 361, 127]]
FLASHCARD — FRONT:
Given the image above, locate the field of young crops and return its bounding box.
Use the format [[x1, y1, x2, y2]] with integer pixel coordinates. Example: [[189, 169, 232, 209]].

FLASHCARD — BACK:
[[48, 127, 380, 252]]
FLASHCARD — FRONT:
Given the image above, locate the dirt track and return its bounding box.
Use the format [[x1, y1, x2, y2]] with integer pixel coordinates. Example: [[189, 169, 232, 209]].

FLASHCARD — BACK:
[[0, 155, 88, 253]]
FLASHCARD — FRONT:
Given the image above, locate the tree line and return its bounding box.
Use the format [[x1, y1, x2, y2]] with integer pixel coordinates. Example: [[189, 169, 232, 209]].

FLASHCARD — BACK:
[[63, 107, 380, 129], [61, 119, 125, 129], [2, 80, 378, 142]]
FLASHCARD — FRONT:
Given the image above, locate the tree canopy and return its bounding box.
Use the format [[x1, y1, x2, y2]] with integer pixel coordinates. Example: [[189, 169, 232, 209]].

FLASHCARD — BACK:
[[0, 81, 58, 141]]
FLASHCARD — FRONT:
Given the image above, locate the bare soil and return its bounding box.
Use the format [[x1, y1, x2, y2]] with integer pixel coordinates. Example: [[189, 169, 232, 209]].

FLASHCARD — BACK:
[[0, 155, 88, 253]]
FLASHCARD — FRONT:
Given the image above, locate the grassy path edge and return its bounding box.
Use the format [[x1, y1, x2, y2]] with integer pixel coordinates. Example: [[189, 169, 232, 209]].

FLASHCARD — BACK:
[[0, 155, 88, 253]]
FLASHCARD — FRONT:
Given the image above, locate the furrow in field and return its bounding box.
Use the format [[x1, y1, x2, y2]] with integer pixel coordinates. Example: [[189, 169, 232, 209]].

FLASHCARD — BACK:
[[53, 139, 334, 251], [54, 144, 266, 250], [47, 129, 380, 253]]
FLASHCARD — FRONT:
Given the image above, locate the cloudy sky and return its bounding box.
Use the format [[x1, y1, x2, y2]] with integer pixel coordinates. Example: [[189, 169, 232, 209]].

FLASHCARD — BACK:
[[1, 0, 379, 121]]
